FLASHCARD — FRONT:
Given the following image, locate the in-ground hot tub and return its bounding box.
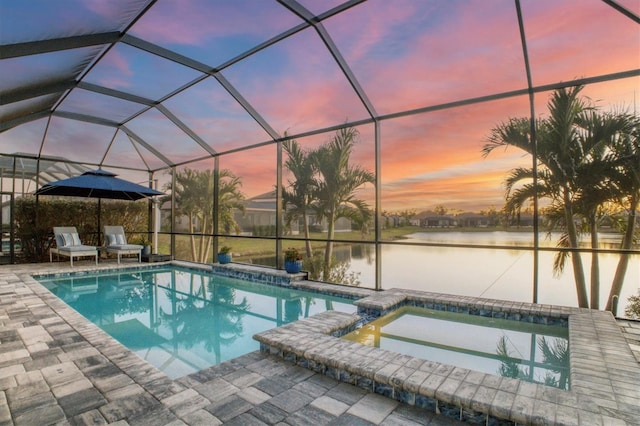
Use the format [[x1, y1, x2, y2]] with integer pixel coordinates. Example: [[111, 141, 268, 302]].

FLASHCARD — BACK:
[[342, 305, 570, 390]]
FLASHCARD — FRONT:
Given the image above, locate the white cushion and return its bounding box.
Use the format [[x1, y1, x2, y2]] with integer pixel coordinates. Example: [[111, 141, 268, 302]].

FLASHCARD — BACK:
[[106, 234, 116, 246], [61, 233, 73, 247], [70, 232, 81, 246], [115, 234, 126, 245]]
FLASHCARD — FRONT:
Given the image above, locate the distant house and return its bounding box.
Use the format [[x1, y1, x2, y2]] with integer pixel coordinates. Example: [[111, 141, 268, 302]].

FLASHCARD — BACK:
[[234, 191, 278, 235], [236, 190, 352, 235], [457, 212, 493, 228], [408, 218, 421, 227], [508, 212, 536, 227], [414, 211, 456, 228]]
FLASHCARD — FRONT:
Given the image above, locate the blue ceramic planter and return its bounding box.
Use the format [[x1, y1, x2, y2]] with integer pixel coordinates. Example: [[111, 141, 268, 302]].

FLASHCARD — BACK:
[[217, 253, 232, 264], [284, 260, 302, 273]]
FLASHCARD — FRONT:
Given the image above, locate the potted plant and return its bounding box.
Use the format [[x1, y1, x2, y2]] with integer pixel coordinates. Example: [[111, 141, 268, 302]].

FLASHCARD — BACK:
[[284, 247, 303, 273], [217, 246, 232, 264], [135, 236, 152, 256]]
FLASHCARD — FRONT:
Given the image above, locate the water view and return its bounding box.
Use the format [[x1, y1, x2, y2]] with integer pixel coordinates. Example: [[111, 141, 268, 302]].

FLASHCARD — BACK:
[[342, 231, 638, 314]]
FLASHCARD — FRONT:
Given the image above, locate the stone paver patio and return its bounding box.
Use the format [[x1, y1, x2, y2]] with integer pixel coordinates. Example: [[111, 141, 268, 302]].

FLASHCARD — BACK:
[[0, 260, 638, 425]]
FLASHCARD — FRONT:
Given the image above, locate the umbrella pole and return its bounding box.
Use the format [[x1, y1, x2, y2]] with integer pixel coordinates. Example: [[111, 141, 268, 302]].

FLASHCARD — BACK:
[[97, 198, 101, 247]]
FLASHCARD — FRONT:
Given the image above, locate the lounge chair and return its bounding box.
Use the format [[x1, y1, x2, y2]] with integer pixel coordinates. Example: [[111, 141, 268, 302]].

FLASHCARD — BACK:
[[50, 227, 98, 267], [102, 226, 142, 264]]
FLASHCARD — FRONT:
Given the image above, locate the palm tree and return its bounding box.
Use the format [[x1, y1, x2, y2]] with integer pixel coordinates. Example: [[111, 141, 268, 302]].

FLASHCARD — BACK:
[[603, 113, 640, 311], [310, 127, 375, 280], [217, 169, 246, 235], [483, 86, 591, 307], [168, 168, 212, 262], [282, 136, 317, 260], [570, 109, 639, 309], [166, 168, 245, 263], [484, 86, 639, 310]]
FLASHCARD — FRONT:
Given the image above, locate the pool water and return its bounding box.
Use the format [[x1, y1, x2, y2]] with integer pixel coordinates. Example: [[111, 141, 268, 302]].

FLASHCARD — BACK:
[[343, 306, 570, 389], [38, 266, 356, 378]]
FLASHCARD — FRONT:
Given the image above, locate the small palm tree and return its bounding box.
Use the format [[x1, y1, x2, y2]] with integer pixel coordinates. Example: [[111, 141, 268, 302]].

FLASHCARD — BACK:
[[310, 127, 375, 280], [165, 167, 245, 263], [283, 135, 317, 261]]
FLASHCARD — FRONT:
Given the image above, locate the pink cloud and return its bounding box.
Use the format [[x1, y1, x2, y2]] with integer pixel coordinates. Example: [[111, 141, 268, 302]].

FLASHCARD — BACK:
[[130, 0, 300, 46]]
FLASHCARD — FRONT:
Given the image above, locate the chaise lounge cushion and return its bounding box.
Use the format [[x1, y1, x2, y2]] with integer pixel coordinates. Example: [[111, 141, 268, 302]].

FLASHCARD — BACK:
[[57, 244, 98, 253], [102, 226, 142, 264], [51, 226, 98, 266], [55, 232, 84, 248], [105, 233, 140, 250]]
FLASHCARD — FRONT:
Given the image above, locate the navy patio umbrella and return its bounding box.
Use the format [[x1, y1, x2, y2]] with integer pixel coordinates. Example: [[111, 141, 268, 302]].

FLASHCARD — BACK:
[[35, 169, 164, 248], [35, 169, 163, 200]]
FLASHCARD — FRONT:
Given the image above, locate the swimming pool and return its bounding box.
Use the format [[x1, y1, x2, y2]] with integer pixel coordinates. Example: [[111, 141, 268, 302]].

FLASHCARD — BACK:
[[37, 265, 356, 378], [342, 306, 569, 390]]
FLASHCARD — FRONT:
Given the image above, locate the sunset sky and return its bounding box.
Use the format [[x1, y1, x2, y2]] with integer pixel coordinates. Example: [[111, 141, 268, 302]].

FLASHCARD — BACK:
[[1, 0, 638, 212]]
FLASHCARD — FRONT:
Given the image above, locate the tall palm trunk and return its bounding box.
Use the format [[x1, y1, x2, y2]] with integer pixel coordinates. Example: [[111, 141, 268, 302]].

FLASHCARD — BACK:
[[302, 213, 314, 274], [588, 215, 600, 309], [323, 210, 335, 281], [563, 191, 589, 307], [606, 192, 638, 312], [188, 213, 198, 262]]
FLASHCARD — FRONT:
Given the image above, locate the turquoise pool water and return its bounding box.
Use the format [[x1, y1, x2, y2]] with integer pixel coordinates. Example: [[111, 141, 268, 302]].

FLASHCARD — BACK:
[[38, 266, 356, 378], [343, 306, 570, 389]]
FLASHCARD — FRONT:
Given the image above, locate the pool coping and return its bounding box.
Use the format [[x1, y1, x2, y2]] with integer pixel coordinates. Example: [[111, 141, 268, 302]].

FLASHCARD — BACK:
[[254, 288, 640, 425]]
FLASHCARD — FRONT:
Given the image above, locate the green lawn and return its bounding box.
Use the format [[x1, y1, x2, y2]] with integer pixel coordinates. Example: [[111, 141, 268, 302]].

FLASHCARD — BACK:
[[155, 226, 422, 261]]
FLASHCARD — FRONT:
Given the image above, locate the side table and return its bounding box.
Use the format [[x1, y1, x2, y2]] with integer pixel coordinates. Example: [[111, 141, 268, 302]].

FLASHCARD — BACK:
[[141, 253, 171, 263]]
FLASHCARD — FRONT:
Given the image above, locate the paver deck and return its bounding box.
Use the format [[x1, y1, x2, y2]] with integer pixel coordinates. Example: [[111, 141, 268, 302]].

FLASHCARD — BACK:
[[0, 260, 638, 425]]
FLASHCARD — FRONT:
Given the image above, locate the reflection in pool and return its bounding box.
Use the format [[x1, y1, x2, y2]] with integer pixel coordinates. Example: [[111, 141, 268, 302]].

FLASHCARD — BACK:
[[38, 266, 355, 378], [343, 306, 570, 389]]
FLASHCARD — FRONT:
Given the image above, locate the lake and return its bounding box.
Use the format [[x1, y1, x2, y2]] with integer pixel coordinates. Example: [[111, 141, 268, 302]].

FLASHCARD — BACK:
[[343, 231, 639, 316]]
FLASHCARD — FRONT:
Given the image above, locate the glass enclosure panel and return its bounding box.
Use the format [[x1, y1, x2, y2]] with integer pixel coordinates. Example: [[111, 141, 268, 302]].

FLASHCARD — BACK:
[[126, 108, 212, 165], [0, 47, 103, 94], [220, 145, 276, 237], [40, 117, 114, 165], [0, 0, 146, 44], [326, 0, 525, 115], [99, 198, 149, 243], [174, 234, 212, 263], [217, 236, 277, 268], [381, 244, 535, 302], [170, 159, 215, 263], [380, 96, 532, 245], [83, 43, 203, 101], [0, 120, 47, 159], [129, 0, 302, 67], [58, 88, 147, 123], [156, 232, 171, 256], [222, 27, 370, 135], [579, 78, 640, 118], [0, 94, 59, 124], [282, 125, 375, 242], [280, 239, 375, 289], [521, 0, 640, 86], [616, 0, 640, 15], [102, 131, 158, 170], [538, 251, 639, 313], [162, 77, 274, 153], [332, 241, 376, 289], [298, 0, 349, 16]]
